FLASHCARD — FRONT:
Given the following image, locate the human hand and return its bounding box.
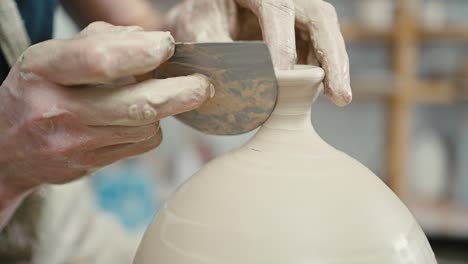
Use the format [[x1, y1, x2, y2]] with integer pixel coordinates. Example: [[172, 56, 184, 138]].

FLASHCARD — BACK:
[[0, 22, 213, 196], [164, 0, 351, 106]]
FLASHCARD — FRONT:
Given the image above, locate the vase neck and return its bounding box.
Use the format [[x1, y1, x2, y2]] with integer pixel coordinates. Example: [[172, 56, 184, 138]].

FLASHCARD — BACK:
[[262, 66, 325, 131], [244, 66, 333, 155]]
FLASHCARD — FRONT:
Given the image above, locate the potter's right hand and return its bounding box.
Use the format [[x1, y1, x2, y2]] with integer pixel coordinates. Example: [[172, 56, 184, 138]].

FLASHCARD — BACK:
[[0, 22, 213, 226], [164, 0, 351, 106]]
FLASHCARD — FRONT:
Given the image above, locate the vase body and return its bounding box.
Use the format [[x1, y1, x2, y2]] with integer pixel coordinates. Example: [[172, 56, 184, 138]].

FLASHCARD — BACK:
[[134, 66, 437, 263]]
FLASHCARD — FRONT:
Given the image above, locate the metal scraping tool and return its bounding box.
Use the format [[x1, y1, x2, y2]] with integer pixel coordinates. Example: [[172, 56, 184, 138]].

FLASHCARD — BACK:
[[153, 42, 278, 135]]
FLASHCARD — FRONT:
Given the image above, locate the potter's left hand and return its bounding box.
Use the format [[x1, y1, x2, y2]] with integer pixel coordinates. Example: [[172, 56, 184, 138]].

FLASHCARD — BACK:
[[165, 0, 351, 106]]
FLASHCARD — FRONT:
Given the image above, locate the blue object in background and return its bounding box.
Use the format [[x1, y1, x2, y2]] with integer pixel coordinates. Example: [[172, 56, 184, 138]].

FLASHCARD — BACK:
[[91, 159, 160, 232], [1, 0, 57, 82]]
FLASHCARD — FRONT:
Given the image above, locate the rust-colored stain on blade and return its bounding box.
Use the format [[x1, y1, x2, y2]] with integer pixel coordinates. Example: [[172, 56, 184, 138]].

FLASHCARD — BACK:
[[154, 42, 278, 135]]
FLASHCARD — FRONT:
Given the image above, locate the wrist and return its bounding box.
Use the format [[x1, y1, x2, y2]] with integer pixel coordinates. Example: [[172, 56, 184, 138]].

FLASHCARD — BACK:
[[0, 170, 32, 210], [0, 173, 33, 228]]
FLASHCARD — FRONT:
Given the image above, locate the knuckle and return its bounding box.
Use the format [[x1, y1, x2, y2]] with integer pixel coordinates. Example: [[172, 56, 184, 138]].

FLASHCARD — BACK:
[[19, 43, 46, 75], [43, 142, 74, 158], [262, 0, 295, 13], [122, 26, 144, 33], [127, 103, 159, 121], [84, 44, 115, 79], [30, 116, 58, 135], [43, 134, 90, 159], [83, 21, 112, 33], [27, 106, 73, 134], [321, 1, 338, 19], [19, 49, 33, 72]]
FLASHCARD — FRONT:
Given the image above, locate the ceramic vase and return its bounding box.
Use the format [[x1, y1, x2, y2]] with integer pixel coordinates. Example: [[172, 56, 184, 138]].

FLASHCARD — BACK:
[[134, 66, 437, 263]]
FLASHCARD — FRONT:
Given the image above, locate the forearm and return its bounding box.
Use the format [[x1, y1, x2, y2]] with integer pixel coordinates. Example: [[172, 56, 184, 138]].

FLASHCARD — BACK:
[[0, 109, 33, 229], [0, 91, 27, 229], [61, 0, 162, 30]]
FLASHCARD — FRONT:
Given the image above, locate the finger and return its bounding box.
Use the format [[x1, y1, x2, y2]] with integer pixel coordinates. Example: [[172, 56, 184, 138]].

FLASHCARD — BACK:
[[69, 74, 214, 126], [81, 129, 163, 168], [237, 0, 296, 69], [297, 1, 352, 106], [307, 42, 320, 66], [84, 123, 160, 150], [296, 29, 311, 64], [235, 8, 262, 40], [20, 30, 175, 85], [78, 21, 143, 37], [165, 0, 236, 42]]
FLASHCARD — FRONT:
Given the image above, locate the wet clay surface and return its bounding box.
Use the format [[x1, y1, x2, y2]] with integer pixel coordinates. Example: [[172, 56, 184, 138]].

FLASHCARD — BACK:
[[135, 66, 437, 264]]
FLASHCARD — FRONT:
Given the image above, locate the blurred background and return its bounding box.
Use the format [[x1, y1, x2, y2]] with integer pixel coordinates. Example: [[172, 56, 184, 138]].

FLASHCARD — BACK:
[[54, 0, 468, 263]]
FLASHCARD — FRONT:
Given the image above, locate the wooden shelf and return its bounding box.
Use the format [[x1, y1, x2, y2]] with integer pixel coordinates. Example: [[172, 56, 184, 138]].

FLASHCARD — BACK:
[[342, 24, 468, 43], [410, 201, 468, 238], [411, 80, 462, 104], [351, 79, 464, 104], [341, 23, 393, 42], [351, 79, 394, 100], [340, 1, 467, 239], [461, 85, 468, 99], [420, 26, 468, 42]]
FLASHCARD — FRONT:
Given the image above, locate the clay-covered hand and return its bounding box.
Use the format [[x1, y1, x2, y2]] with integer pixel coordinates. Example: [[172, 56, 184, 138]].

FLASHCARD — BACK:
[[0, 22, 213, 198], [164, 0, 351, 106]]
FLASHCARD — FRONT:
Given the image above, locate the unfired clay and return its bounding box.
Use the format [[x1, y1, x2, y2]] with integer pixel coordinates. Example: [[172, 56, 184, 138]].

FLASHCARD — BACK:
[[134, 66, 437, 263]]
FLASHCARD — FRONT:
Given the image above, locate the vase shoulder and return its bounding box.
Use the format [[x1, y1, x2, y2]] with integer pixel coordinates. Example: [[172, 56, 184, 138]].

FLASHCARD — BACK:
[[133, 66, 437, 264]]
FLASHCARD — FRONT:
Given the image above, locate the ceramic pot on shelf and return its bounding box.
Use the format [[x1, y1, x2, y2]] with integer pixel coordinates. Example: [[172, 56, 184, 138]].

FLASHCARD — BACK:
[[455, 119, 468, 206], [134, 66, 436, 263], [421, 0, 448, 31], [409, 130, 448, 202], [358, 0, 395, 31]]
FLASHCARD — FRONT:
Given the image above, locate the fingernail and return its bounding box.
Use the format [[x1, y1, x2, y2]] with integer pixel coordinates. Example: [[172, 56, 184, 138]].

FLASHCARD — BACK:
[[209, 83, 216, 99], [149, 31, 175, 62], [344, 89, 353, 103], [162, 31, 175, 58], [332, 92, 351, 107], [191, 73, 214, 99]]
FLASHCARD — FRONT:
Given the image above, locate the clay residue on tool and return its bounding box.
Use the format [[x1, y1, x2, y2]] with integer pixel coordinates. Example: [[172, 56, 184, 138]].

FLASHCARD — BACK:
[[154, 42, 277, 135]]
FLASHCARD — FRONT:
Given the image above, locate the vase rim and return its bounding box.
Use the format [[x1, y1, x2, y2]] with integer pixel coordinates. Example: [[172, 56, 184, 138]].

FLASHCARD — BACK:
[[275, 65, 325, 84]]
